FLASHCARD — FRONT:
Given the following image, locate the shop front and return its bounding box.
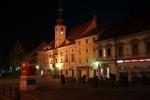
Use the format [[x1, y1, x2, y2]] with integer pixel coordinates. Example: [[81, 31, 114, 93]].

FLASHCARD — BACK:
[[117, 58, 150, 82]]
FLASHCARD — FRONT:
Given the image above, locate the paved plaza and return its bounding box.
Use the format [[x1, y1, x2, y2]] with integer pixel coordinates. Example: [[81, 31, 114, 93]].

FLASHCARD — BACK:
[[0, 76, 150, 100]]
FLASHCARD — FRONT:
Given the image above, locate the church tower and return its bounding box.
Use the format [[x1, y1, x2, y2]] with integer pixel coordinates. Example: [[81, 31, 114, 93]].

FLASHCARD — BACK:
[[55, 2, 66, 48]]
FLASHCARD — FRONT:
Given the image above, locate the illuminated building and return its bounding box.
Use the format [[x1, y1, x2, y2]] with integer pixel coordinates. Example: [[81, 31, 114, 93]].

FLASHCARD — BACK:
[[96, 19, 150, 81], [37, 5, 150, 82], [37, 5, 101, 80]]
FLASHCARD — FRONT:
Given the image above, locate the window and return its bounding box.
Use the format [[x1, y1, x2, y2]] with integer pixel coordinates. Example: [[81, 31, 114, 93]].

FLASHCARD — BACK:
[[71, 54, 74, 62], [49, 53, 52, 58], [131, 39, 139, 56], [66, 70, 68, 75], [61, 28, 64, 31], [86, 57, 88, 63], [86, 39, 88, 43], [78, 41, 80, 45], [93, 37, 96, 42], [118, 46, 123, 57], [86, 49, 88, 53], [61, 58, 63, 63], [79, 59, 81, 64], [65, 55, 68, 63], [79, 50, 81, 55], [60, 51, 63, 56], [117, 43, 123, 57], [99, 49, 103, 57], [93, 47, 95, 52], [146, 41, 150, 56], [55, 58, 57, 63], [107, 48, 111, 57]]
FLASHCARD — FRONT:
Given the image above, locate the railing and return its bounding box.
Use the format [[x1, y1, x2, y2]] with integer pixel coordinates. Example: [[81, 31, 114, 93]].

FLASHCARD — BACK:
[[0, 85, 20, 100]]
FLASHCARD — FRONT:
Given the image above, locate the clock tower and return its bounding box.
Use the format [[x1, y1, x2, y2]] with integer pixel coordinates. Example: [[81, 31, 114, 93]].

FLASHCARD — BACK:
[[55, 2, 66, 48]]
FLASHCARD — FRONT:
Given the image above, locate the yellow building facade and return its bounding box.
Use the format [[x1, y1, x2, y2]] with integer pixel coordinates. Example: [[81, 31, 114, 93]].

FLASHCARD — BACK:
[[37, 7, 101, 80]]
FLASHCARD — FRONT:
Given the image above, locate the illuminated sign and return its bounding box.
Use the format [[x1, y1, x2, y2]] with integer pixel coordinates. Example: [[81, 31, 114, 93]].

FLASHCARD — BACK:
[[117, 58, 150, 63]]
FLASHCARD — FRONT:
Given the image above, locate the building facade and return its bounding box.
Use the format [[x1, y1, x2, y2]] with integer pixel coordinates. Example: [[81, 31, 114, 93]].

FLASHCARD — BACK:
[[96, 19, 150, 82], [37, 7, 101, 80], [37, 6, 150, 82]]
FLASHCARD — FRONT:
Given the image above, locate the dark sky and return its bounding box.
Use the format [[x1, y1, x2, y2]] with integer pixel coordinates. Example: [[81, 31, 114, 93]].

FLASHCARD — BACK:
[[0, 0, 149, 65]]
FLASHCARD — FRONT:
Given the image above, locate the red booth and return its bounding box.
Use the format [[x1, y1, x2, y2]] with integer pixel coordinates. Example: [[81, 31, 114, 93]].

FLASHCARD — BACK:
[[20, 60, 36, 91]]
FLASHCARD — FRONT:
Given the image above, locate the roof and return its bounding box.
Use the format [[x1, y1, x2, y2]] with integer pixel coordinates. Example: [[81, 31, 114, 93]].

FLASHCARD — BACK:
[[77, 27, 100, 39], [100, 16, 150, 40], [67, 20, 91, 41]]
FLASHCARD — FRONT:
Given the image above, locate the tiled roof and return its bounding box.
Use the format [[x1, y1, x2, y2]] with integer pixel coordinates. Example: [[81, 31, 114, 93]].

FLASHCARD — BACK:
[[67, 20, 91, 41]]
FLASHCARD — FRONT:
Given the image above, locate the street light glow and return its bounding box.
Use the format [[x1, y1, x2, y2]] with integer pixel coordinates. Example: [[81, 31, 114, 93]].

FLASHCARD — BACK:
[[55, 63, 63, 70]]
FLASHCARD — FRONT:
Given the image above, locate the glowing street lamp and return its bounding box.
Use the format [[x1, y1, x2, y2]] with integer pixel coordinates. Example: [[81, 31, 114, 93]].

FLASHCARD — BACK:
[[93, 61, 102, 69], [55, 63, 63, 70], [35, 65, 40, 70]]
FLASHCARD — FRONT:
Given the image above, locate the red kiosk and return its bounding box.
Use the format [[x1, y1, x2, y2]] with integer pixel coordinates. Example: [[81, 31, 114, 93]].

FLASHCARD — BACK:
[[20, 60, 36, 91]]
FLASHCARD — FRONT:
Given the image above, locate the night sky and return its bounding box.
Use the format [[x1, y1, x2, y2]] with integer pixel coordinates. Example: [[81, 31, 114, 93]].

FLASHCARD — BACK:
[[0, 0, 149, 65]]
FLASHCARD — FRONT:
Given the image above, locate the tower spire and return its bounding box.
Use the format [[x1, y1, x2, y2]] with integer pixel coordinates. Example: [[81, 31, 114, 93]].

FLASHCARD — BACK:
[[56, 0, 64, 25]]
